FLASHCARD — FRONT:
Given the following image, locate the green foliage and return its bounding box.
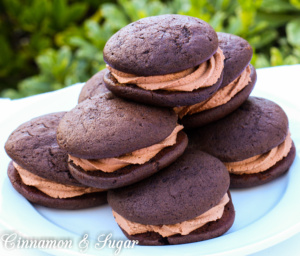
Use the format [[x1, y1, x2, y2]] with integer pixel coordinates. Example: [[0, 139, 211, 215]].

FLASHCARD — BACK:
[[1, 0, 300, 98]]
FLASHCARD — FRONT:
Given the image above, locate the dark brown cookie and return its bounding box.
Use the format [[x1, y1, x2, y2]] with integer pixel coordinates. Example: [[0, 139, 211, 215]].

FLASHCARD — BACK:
[[121, 191, 235, 245], [5, 112, 82, 186], [108, 149, 230, 225], [217, 32, 253, 88], [57, 93, 178, 159], [104, 14, 218, 76], [104, 71, 223, 107], [230, 142, 296, 188], [78, 69, 110, 103], [181, 64, 257, 129], [7, 162, 107, 210], [68, 131, 188, 189], [188, 97, 289, 162]]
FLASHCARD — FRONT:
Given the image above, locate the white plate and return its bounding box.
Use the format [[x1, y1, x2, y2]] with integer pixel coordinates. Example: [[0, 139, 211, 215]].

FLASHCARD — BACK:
[[0, 65, 300, 256]]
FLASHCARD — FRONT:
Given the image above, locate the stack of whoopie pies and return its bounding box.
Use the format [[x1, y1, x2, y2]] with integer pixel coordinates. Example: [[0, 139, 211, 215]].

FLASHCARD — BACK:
[[4, 14, 296, 247]]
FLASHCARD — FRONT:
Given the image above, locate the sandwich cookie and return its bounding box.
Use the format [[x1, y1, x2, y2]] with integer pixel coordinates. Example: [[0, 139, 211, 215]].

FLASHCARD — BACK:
[[108, 149, 235, 245], [103, 14, 224, 107], [57, 93, 188, 189], [78, 69, 109, 103], [5, 112, 107, 209], [188, 97, 296, 188], [176, 33, 256, 128]]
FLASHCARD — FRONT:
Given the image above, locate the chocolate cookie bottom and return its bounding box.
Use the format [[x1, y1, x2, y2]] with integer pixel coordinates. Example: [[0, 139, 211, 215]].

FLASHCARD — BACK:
[[69, 131, 188, 190], [7, 161, 107, 210], [119, 191, 235, 245], [230, 142, 296, 188], [104, 72, 223, 108]]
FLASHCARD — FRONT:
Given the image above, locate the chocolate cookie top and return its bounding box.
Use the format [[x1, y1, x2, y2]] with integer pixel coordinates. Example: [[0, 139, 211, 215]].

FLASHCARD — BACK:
[[57, 93, 178, 159], [78, 69, 109, 103], [217, 32, 253, 87], [104, 14, 218, 76], [5, 112, 81, 186], [189, 97, 289, 162], [108, 149, 229, 225]]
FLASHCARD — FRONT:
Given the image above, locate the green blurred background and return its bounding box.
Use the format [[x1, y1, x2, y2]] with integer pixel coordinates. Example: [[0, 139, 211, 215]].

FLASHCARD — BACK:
[[1, 0, 300, 99]]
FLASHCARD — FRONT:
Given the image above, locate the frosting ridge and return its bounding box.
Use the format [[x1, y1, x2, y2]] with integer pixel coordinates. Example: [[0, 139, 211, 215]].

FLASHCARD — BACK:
[[174, 65, 251, 118], [69, 125, 184, 172], [225, 131, 292, 174], [14, 162, 103, 198], [108, 48, 224, 92]]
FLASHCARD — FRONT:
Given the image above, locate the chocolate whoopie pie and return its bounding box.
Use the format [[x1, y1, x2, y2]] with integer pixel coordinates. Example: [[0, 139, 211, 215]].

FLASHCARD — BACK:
[[103, 14, 224, 107], [57, 93, 188, 190], [78, 69, 109, 103], [188, 97, 296, 188], [5, 112, 107, 209], [108, 149, 235, 245], [176, 33, 256, 128]]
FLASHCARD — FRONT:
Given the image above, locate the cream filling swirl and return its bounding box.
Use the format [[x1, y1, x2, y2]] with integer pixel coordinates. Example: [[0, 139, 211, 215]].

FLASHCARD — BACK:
[[14, 162, 103, 198], [174, 65, 251, 119], [225, 132, 292, 175], [113, 193, 229, 237], [107, 48, 224, 92], [69, 125, 184, 173]]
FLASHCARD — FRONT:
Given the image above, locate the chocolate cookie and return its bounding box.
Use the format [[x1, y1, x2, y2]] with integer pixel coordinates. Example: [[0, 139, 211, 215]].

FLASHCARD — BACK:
[[78, 69, 109, 103], [217, 32, 253, 88], [104, 14, 218, 76], [180, 64, 256, 128], [188, 97, 296, 188], [177, 33, 255, 128], [57, 93, 188, 189], [103, 14, 224, 107], [108, 149, 234, 245], [5, 112, 107, 209]]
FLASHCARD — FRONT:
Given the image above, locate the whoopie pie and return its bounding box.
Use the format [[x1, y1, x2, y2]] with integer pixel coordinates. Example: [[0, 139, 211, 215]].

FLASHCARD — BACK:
[[188, 97, 296, 188], [108, 149, 235, 245], [103, 14, 224, 107], [57, 93, 188, 190], [5, 112, 107, 209], [176, 33, 256, 128]]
